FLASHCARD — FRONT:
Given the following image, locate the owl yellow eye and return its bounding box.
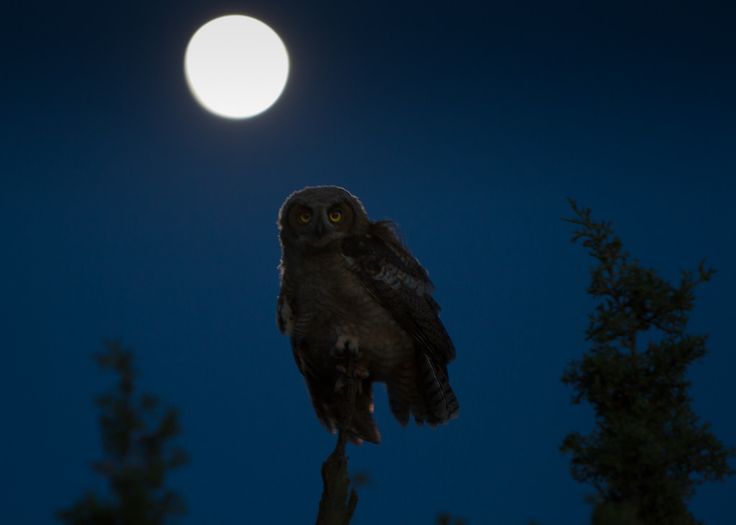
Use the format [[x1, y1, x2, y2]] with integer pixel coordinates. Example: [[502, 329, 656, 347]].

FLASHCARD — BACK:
[[297, 211, 312, 224], [328, 210, 343, 223]]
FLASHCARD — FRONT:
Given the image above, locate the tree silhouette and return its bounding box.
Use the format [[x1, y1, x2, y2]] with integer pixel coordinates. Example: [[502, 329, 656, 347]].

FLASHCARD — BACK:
[[561, 201, 735, 524], [57, 341, 188, 525]]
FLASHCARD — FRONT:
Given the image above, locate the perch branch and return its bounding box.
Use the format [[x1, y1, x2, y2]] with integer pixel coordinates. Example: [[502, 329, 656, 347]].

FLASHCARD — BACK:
[[315, 351, 360, 525]]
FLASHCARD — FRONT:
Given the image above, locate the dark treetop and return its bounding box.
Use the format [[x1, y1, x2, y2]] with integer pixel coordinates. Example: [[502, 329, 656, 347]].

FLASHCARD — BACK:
[[561, 201, 735, 525]]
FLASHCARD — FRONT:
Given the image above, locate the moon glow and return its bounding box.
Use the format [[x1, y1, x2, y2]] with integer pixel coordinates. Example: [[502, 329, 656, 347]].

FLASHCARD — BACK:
[[184, 15, 289, 119]]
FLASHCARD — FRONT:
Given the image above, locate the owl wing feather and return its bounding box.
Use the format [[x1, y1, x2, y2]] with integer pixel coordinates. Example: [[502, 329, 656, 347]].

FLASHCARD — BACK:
[[342, 221, 459, 425]]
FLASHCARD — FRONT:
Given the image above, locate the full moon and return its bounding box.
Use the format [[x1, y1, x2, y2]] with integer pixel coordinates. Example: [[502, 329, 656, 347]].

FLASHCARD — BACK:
[[184, 15, 289, 119]]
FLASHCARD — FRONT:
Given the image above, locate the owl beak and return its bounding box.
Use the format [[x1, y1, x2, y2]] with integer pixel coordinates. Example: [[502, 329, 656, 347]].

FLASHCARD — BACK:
[[315, 219, 325, 238]]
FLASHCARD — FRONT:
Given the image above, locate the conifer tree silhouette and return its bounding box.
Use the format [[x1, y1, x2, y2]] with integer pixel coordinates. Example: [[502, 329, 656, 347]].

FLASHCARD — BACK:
[[57, 341, 188, 525], [561, 201, 734, 524]]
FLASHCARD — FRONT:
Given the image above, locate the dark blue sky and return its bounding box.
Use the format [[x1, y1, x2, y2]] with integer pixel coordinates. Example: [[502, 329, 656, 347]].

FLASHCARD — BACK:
[[3, 1, 735, 524]]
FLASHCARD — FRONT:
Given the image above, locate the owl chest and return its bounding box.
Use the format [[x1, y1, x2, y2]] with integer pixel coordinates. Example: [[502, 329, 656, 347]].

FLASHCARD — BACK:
[[291, 267, 411, 360]]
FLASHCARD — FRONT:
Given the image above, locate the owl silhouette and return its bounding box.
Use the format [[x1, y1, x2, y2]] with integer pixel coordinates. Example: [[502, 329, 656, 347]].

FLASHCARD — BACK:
[[277, 185, 458, 443]]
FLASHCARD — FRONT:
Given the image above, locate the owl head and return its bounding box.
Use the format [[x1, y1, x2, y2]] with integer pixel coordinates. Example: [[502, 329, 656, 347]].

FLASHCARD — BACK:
[[278, 186, 370, 249]]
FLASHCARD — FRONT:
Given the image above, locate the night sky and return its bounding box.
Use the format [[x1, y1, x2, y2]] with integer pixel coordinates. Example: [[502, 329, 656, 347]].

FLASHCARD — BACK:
[[3, 1, 736, 524]]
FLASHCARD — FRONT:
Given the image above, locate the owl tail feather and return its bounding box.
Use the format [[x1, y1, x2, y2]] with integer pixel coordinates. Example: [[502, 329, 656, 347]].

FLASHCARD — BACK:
[[319, 377, 381, 445], [416, 354, 460, 426], [345, 379, 381, 444], [386, 355, 459, 427]]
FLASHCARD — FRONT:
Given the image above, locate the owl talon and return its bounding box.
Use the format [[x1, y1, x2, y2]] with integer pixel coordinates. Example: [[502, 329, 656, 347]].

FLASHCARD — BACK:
[[335, 375, 365, 395], [333, 336, 369, 393], [333, 335, 361, 359], [335, 363, 368, 379]]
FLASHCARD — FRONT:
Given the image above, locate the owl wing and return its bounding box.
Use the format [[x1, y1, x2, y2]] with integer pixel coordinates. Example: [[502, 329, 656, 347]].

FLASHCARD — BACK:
[[341, 221, 459, 425]]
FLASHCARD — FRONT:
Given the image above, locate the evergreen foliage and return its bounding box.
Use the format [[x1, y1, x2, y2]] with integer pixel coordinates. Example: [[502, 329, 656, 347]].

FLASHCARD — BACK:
[[561, 201, 734, 525], [57, 341, 188, 525]]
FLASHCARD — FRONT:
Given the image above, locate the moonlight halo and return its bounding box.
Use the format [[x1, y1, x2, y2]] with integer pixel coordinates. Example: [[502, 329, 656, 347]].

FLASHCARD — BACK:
[[184, 15, 289, 119]]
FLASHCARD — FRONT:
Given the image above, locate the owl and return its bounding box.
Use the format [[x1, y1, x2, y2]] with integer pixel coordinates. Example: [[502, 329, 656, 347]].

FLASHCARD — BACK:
[[277, 186, 458, 444]]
